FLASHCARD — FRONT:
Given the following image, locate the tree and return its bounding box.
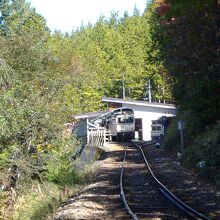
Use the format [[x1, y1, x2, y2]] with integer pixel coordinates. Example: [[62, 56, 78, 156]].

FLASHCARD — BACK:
[[154, 0, 220, 130]]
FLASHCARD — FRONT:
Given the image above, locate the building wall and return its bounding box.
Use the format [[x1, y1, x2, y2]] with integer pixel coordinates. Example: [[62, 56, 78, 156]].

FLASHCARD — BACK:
[[122, 104, 176, 141]]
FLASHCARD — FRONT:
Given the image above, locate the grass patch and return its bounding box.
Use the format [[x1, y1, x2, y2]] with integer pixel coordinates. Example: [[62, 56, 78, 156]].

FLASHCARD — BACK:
[[10, 160, 98, 220], [12, 182, 75, 220]]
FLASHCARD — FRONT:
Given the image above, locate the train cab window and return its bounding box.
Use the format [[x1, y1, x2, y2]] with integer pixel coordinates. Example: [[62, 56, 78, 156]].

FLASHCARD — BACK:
[[152, 126, 157, 131], [118, 117, 134, 124], [152, 125, 162, 131], [157, 126, 162, 131]]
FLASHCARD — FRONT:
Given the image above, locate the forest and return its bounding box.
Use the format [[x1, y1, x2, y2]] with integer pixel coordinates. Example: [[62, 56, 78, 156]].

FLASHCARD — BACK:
[[0, 0, 219, 219]]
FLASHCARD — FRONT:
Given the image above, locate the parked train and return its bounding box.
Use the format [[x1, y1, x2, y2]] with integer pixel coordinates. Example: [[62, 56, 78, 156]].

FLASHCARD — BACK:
[[102, 107, 135, 141], [151, 116, 173, 140]]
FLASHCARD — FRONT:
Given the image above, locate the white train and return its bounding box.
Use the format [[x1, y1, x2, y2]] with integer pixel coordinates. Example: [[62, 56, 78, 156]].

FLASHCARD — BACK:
[[151, 123, 165, 140], [151, 116, 173, 140], [104, 108, 135, 141]]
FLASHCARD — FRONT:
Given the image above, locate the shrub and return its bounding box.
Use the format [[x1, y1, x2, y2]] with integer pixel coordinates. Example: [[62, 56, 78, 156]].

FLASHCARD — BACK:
[[0, 149, 9, 167], [162, 118, 180, 153], [42, 138, 81, 186], [182, 122, 220, 187], [0, 135, 84, 219]]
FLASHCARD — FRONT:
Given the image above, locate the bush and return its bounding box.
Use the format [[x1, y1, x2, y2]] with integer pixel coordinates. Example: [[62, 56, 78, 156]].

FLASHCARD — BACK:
[[0, 136, 84, 219], [182, 122, 220, 187], [12, 161, 98, 220], [162, 118, 180, 153], [42, 138, 81, 186], [0, 149, 9, 167]]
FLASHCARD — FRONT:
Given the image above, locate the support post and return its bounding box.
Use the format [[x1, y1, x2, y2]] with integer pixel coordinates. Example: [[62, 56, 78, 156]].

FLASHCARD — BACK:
[[87, 118, 89, 145], [178, 120, 185, 154], [104, 129, 106, 147]]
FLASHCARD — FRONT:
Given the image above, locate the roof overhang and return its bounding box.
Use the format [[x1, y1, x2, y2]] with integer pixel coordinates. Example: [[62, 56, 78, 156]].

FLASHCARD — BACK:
[[102, 97, 176, 110]]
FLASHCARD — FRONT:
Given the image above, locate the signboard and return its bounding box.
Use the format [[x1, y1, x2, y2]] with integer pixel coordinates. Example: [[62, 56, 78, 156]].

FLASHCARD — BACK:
[[178, 120, 185, 130]]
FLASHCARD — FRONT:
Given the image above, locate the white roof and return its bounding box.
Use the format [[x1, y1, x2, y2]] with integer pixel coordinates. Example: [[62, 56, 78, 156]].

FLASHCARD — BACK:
[[102, 97, 176, 110]]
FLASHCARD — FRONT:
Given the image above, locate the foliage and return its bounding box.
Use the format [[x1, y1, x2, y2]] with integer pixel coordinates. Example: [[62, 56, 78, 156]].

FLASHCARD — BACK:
[[70, 9, 173, 102], [181, 122, 220, 187], [151, 0, 220, 187], [0, 0, 48, 37], [43, 139, 81, 186], [11, 158, 98, 220], [0, 1, 84, 219], [0, 137, 82, 219], [162, 118, 180, 153], [155, 0, 220, 132]]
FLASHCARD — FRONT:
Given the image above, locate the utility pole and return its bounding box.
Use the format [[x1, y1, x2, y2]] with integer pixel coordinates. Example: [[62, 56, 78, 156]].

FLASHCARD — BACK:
[[162, 86, 165, 103], [157, 85, 161, 103], [144, 79, 152, 102], [122, 72, 125, 99], [148, 79, 152, 102]]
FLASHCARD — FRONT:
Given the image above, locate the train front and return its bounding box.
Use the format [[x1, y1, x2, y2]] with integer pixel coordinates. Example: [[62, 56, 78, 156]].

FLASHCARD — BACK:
[[114, 108, 135, 141]]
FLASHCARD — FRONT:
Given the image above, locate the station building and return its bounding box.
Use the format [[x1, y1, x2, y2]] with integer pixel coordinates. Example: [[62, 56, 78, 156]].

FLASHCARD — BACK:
[[102, 97, 176, 141], [74, 97, 176, 142]]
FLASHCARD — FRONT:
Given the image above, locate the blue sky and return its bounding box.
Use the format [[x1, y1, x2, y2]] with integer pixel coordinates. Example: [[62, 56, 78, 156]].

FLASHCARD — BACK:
[[29, 0, 147, 33]]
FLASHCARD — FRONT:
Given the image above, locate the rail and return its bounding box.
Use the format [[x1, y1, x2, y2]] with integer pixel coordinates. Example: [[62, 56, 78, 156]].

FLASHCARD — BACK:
[[120, 145, 138, 220], [133, 142, 211, 220]]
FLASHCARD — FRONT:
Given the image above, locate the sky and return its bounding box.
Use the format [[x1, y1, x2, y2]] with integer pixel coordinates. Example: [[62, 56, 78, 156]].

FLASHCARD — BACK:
[[29, 0, 147, 33]]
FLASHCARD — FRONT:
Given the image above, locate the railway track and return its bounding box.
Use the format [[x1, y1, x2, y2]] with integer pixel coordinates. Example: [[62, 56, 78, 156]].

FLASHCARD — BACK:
[[119, 141, 211, 220], [54, 142, 219, 219]]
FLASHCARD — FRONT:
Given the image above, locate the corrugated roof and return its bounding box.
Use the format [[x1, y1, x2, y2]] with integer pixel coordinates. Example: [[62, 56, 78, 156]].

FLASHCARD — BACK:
[[102, 97, 176, 109]]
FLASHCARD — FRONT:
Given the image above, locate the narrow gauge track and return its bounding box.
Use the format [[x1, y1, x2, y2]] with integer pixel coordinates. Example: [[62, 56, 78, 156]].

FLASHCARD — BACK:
[[120, 142, 211, 220]]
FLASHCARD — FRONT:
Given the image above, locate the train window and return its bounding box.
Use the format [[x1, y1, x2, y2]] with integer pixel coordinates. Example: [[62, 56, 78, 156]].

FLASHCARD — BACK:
[[118, 117, 134, 124], [152, 125, 162, 131], [157, 126, 162, 131], [128, 118, 134, 123], [152, 126, 157, 131]]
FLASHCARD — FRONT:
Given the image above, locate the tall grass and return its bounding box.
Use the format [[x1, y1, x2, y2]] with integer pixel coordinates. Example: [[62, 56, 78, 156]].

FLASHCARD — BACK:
[[12, 165, 97, 220], [12, 182, 76, 220]]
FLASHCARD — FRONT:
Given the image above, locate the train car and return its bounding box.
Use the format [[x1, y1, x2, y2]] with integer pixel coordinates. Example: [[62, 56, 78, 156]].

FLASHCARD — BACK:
[[151, 116, 173, 140], [151, 123, 165, 140], [107, 107, 135, 141]]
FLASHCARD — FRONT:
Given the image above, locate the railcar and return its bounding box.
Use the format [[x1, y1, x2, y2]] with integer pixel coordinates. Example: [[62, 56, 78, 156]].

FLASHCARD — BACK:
[[151, 116, 173, 140], [106, 107, 135, 141], [151, 123, 165, 140]]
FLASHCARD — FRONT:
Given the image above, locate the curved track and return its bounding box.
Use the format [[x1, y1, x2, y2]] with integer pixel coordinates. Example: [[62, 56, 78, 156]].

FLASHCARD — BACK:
[[119, 142, 211, 220]]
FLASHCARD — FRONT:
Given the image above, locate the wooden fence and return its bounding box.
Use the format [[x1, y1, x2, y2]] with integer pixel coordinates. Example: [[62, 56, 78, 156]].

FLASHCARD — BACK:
[[87, 127, 111, 147]]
